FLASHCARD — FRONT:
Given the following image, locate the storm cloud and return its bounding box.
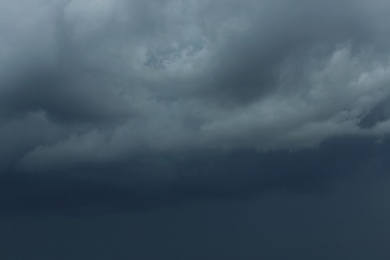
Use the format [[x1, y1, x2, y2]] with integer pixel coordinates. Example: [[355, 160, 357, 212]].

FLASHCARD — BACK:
[[0, 0, 389, 176], [2, 0, 390, 259]]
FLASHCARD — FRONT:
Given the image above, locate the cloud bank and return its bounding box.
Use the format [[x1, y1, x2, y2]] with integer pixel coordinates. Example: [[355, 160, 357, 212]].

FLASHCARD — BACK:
[[1, 0, 390, 176]]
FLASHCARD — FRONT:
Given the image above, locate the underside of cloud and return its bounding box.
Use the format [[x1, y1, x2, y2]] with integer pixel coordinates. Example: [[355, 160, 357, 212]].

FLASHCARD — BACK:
[[1, 0, 390, 174]]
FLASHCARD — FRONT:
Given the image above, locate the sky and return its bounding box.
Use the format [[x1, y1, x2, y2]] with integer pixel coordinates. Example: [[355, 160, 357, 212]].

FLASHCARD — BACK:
[[1, 0, 390, 259]]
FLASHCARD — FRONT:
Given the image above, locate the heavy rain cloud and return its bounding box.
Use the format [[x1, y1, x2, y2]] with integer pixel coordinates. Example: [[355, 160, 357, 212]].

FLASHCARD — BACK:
[[1, 0, 390, 259]]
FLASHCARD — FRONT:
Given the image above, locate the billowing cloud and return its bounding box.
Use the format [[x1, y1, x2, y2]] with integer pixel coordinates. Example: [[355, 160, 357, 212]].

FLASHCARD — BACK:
[[1, 0, 390, 177], [3, 3, 390, 259]]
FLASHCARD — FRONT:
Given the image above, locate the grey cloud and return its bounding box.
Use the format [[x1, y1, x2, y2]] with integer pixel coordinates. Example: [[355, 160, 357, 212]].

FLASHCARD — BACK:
[[2, 3, 390, 259], [1, 0, 390, 182], [359, 96, 390, 128], [3, 3, 390, 260], [0, 68, 128, 125], [199, 0, 378, 104], [2, 136, 389, 216]]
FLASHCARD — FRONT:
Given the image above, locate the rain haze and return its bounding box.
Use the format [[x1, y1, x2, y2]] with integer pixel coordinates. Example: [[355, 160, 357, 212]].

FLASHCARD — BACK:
[[1, 0, 390, 259]]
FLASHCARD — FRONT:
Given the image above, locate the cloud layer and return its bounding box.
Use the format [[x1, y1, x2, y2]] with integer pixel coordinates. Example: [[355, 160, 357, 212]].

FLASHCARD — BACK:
[[1, 0, 390, 176], [3, 3, 390, 259]]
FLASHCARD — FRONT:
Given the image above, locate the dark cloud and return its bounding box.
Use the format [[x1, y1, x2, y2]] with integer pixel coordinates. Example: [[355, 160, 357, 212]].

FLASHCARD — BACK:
[[359, 96, 390, 128], [1, 1, 390, 258], [0, 67, 128, 125], [200, 0, 379, 104], [2, 136, 388, 216], [1, 0, 390, 171], [0, 0, 389, 207], [2, 137, 390, 259]]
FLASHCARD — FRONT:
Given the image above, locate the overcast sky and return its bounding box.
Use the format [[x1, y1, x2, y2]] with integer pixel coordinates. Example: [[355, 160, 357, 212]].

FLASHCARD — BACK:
[[1, 0, 390, 259]]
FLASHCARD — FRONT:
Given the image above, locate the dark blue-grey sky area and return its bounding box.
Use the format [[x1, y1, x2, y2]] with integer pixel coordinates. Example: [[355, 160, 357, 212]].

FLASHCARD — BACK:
[[1, 0, 390, 259]]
